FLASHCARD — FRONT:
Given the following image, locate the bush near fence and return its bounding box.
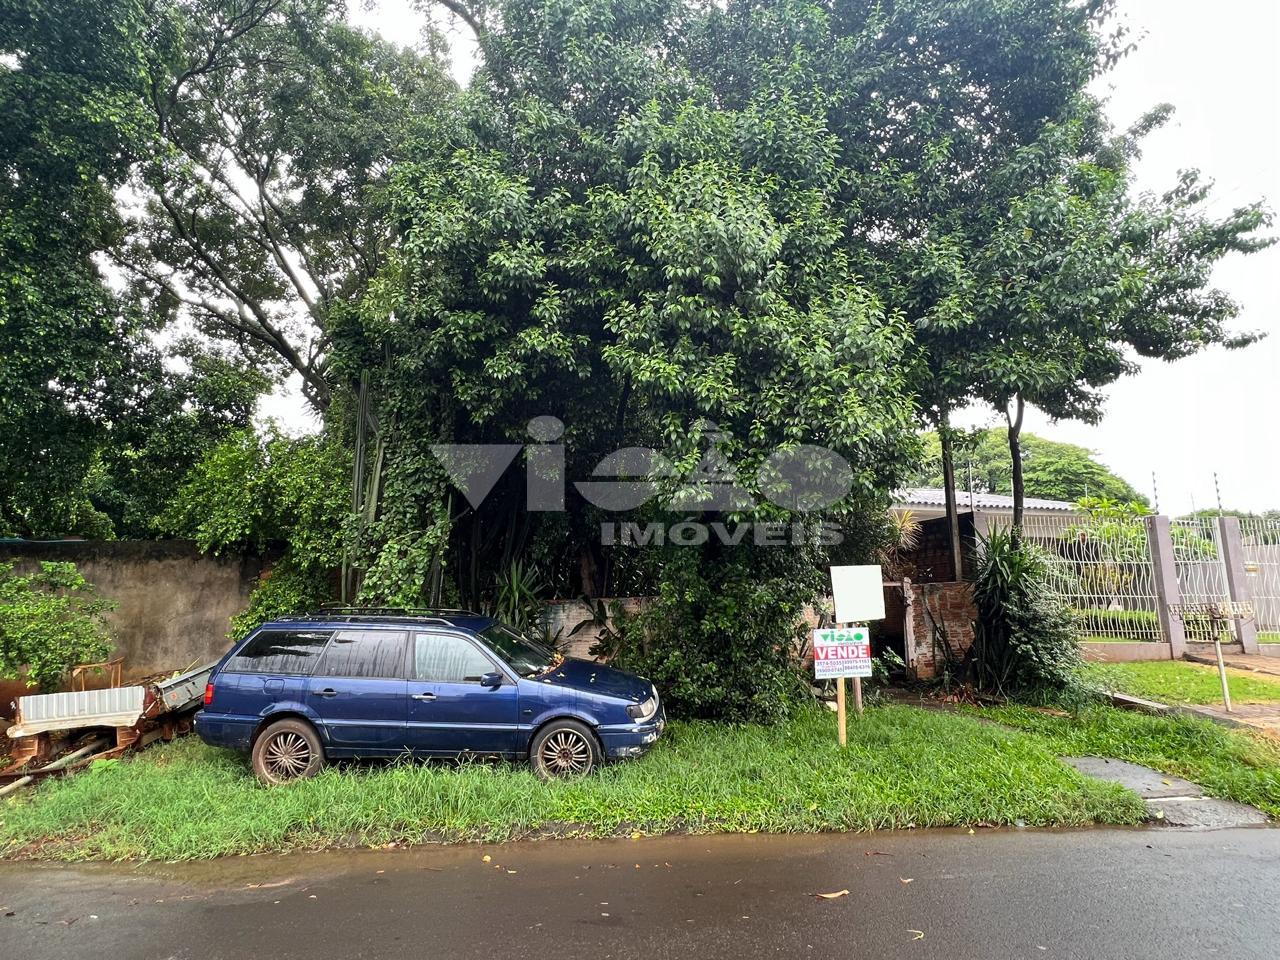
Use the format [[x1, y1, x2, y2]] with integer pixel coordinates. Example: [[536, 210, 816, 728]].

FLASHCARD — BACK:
[[1070, 608, 1160, 641]]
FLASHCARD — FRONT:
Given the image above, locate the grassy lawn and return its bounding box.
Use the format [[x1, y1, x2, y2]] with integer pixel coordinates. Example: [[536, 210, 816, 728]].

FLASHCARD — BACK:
[[1083, 660, 1280, 705], [0, 705, 1142, 861], [977, 704, 1280, 818]]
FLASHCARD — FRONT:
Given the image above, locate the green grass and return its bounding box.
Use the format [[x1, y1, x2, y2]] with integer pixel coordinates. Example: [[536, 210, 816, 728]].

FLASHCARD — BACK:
[[1083, 660, 1280, 705], [976, 704, 1280, 818], [1259, 632, 1280, 644], [0, 706, 1143, 861]]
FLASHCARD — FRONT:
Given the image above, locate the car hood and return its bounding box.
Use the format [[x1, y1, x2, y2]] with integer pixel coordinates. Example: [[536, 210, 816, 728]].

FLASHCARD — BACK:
[[534, 657, 652, 702]]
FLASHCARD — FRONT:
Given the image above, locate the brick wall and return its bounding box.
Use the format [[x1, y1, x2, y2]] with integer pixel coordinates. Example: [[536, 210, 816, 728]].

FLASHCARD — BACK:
[[903, 581, 976, 679]]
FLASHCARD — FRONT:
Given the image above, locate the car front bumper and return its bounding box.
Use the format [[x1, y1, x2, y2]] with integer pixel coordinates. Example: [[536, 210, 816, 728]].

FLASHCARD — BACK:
[[599, 705, 666, 760]]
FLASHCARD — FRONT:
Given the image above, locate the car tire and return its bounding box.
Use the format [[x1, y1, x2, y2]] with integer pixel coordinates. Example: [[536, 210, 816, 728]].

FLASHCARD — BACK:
[[252, 718, 326, 785], [529, 719, 601, 780]]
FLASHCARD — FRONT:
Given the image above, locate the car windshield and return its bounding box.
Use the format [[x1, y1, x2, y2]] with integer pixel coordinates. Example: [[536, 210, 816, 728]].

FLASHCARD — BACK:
[[480, 624, 563, 678]]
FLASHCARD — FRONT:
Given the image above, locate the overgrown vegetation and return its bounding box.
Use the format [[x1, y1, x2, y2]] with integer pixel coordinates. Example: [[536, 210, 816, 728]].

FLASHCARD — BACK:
[[966, 529, 1083, 696], [0, 561, 115, 690], [160, 429, 351, 635], [0, 706, 1143, 861]]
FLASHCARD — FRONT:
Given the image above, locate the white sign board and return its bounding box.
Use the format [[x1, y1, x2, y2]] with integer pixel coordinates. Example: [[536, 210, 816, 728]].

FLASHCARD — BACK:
[[813, 627, 873, 679], [829, 565, 885, 624]]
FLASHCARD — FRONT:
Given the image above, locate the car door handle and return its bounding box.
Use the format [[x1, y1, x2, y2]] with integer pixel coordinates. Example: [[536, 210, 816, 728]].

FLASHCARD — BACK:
[[315, 688, 338, 698], [411, 692, 437, 702]]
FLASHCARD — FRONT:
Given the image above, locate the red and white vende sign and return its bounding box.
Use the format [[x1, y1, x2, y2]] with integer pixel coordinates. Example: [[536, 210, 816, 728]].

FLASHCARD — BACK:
[[812, 627, 873, 679]]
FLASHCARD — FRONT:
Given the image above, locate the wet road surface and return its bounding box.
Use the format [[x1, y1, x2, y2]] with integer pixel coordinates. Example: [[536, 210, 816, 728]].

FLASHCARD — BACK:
[[2, 827, 1278, 959]]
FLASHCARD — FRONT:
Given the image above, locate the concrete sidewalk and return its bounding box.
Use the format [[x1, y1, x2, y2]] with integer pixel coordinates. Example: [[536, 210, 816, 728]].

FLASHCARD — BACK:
[[3, 828, 1279, 960]]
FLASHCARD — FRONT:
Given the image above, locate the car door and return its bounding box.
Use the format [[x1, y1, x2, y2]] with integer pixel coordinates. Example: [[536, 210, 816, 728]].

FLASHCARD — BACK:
[[306, 629, 409, 754], [405, 630, 518, 756]]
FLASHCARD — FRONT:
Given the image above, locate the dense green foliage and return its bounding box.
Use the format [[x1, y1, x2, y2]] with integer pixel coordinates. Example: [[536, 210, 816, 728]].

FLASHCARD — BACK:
[[597, 545, 824, 722], [0, 0, 153, 535], [161, 429, 351, 633], [967, 528, 1083, 695], [911, 428, 1147, 504], [0, 705, 1143, 860], [0, 561, 115, 691]]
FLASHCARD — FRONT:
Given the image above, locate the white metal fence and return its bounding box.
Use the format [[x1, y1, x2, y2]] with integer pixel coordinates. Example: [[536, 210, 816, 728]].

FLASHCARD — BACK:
[[1169, 517, 1234, 641], [1238, 517, 1280, 635], [1020, 513, 1163, 642]]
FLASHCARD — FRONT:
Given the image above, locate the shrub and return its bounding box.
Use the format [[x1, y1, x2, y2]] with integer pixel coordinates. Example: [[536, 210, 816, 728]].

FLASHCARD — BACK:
[[594, 543, 821, 723], [0, 561, 116, 691], [967, 528, 1083, 697], [1070, 608, 1160, 638]]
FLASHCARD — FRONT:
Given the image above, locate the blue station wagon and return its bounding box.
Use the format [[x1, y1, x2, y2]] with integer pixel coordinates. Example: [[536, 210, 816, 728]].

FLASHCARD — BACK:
[[195, 610, 664, 784]]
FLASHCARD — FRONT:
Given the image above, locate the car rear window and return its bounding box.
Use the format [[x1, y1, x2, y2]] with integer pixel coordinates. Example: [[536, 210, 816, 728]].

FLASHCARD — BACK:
[[224, 630, 332, 676], [313, 630, 408, 679]]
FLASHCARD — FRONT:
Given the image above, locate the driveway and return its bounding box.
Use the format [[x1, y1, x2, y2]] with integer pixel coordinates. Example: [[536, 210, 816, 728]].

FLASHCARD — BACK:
[[2, 827, 1277, 960]]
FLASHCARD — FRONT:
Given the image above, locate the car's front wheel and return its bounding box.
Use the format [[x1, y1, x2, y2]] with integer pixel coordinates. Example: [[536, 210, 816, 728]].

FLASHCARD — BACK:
[[252, 718, 326, 785], [530, 719, 601, 779]]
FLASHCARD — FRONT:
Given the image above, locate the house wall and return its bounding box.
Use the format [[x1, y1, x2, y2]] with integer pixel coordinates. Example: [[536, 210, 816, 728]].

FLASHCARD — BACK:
[[0, 540, 259, 712]]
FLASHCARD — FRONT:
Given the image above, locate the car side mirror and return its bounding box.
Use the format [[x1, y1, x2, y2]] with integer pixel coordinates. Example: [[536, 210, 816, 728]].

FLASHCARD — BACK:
[[479, 672, 503, 689]]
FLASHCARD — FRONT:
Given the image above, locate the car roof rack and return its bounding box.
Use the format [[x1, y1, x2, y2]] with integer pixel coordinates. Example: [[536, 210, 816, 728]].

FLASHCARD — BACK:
[[315, 604, 486, 618]]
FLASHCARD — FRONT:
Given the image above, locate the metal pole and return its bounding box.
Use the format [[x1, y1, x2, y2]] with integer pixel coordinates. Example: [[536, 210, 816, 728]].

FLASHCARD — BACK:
[[1214, 629, 1233, 713]]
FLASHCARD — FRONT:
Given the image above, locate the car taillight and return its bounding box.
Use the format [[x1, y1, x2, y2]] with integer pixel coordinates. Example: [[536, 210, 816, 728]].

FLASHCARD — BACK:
[[203, 682, 214, 706]]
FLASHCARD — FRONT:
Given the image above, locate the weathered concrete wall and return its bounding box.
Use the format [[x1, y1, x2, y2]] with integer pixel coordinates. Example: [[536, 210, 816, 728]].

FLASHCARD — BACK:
[[0, 540, 259, 706], [1081, 642, 1175, 662]]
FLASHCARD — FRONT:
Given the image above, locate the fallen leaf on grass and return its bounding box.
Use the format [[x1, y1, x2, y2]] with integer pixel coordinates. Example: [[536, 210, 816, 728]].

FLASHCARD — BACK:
[[899, 878, 914, 885], [908, 930, 925, 941], [812, 890, 850, 900]]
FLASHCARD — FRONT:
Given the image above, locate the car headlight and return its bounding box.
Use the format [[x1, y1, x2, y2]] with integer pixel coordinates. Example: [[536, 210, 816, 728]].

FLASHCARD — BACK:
[[627, 695, 658, 721]]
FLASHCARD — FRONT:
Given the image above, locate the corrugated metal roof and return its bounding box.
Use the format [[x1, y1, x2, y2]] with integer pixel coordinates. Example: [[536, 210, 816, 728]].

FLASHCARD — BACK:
[[894, 487, 1078, 512], [8, 686, 145, 738]]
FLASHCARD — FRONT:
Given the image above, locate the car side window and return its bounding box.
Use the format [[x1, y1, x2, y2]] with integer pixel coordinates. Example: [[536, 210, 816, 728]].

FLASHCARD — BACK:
[[225, 630, 332, 676], [313, 630, 408, 679], [413, 632, 495, 683]]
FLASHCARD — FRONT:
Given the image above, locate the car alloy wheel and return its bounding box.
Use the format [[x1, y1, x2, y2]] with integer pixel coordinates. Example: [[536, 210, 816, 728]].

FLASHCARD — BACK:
[[263, 730, 312, 780], [539, 728, 592, 775]]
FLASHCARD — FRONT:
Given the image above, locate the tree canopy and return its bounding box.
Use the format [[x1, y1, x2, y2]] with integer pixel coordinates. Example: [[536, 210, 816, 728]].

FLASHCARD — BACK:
[[911, 428, 1147, 506]]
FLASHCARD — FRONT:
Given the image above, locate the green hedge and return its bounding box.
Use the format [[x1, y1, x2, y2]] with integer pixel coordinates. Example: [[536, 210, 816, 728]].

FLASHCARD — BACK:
[[1070, 608, 1160, 640]]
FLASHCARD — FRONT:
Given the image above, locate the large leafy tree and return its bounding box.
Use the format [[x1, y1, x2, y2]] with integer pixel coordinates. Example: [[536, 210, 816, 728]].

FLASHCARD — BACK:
[[0, 0, 155, 535], [118, 0, 454, 412], [342, 0, 921, 614], [911, 428, 1147, 505]]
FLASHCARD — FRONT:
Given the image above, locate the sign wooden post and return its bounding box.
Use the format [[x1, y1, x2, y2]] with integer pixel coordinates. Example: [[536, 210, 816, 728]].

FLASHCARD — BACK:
[[813, 624, 872, 746], [835, 677, 847, 746], [817, 565, 886, 745]]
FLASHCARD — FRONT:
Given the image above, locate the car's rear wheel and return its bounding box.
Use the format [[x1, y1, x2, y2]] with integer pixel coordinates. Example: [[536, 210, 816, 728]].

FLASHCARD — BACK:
[[530, 719, 601, 779], [252, 718, 325, 785]]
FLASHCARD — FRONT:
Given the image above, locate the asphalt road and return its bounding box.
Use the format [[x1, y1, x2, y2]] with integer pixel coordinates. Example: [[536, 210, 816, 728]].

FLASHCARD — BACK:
[[2, 827, 1278, 960]]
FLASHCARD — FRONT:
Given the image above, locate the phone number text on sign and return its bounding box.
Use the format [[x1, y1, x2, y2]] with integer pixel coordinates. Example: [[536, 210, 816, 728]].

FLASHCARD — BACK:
[[812, 627, 873, 679]]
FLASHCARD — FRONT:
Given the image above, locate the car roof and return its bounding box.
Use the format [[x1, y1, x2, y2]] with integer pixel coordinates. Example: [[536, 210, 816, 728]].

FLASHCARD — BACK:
[[260, 613, 497, 634]]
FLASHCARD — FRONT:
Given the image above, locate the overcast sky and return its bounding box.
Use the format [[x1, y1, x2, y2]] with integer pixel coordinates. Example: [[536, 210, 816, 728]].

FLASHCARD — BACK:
[[328, 0, 1280, 516]]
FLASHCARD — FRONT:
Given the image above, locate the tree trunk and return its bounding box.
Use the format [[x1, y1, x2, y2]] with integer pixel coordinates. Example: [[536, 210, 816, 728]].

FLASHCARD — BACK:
[[938, 411, 965, 581], [1006, 394, 1026, 542]]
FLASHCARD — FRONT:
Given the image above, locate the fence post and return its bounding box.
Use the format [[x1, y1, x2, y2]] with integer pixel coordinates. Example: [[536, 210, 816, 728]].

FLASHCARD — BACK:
[[1146, 515, 1185, 660], [1217, 516, 1260, 654]]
